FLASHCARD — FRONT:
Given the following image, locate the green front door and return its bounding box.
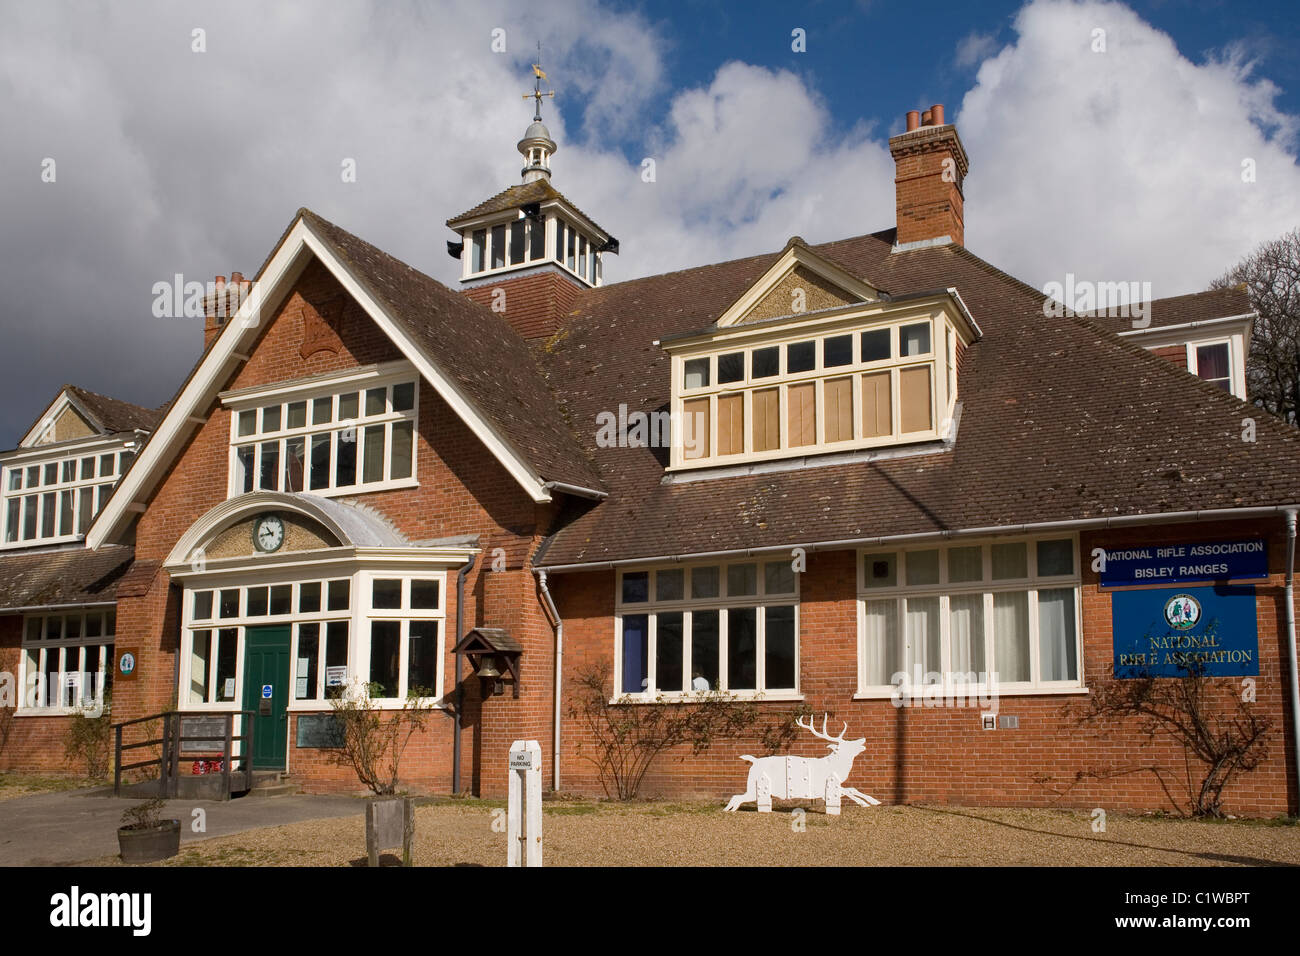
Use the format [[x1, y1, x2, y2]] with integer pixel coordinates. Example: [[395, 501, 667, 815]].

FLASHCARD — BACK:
[[242, 626, 291, 771]]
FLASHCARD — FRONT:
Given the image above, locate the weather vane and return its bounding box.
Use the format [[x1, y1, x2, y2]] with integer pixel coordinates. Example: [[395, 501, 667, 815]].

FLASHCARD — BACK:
[[523, 42, 554, 121]]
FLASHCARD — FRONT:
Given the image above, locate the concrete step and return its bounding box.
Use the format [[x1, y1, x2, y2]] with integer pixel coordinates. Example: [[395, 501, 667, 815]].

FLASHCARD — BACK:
[[247, 781, 299, 798]]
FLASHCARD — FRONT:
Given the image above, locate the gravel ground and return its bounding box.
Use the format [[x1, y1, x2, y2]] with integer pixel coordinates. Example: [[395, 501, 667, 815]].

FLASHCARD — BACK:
[[81, 799, 1300, 867]]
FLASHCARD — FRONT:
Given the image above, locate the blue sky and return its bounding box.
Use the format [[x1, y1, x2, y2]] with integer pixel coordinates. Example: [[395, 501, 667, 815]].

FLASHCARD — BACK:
[[2, 0, 1300, 446]]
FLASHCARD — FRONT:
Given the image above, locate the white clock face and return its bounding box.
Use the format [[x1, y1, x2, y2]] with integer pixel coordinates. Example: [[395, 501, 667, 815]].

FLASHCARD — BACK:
[[253, 514, 285, 553]]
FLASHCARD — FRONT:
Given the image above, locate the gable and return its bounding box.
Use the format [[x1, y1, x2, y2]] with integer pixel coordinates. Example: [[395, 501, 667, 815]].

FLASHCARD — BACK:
[[41, 404, 97, 444], [737, 264, 860, 323]]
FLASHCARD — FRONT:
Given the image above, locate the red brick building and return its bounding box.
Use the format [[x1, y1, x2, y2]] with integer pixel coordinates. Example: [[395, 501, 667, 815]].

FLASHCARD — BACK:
[[2, 97, 1298, 816]]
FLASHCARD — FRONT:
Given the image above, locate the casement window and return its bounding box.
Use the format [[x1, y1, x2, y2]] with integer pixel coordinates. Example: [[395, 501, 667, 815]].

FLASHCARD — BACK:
[[615, 560, 800, 699], [856, 536, 1083, 697], [1190, 341, 1232, 392], [19, 609, 115, 712], [1, 448, 131, 547], [464, 213, 605, 281], [671, 315, 957, 469], [181, 571, 446, 710], [228, 379, 417, 498]]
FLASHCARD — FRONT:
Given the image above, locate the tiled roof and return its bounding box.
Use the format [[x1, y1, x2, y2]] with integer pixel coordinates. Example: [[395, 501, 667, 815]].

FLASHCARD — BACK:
[[446, 179, 611, 237], [532, 232, 1300, 567], [1084, 286, 1253, 334], [0, 546, 134, 611], [300, 210, 603, 492], [65, 386, 164, 434]]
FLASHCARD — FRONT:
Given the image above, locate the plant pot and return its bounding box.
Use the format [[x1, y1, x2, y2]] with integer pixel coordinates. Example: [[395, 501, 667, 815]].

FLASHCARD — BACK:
[[117, 820, 181, 864]]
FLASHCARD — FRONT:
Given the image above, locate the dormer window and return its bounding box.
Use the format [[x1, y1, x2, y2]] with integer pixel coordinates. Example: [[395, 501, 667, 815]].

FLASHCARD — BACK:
[[2, 446, 130, 547], [461, 212, 603, 287], [666, 295, 976, 471]]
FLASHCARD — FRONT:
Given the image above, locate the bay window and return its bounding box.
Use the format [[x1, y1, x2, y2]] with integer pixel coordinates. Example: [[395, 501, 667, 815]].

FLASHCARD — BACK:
[[615, 559, 800, 699], [857, 536, 1082, 696], [2, 447, 130, 546]]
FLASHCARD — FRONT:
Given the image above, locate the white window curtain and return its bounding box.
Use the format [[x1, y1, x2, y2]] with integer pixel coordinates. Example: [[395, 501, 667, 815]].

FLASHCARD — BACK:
[[1037, 588, 1078, 681], [904, 596, 941, 681], [948, 593, 985, 679], [862, 600, 899, 686], [992, 591, 1030, 683]]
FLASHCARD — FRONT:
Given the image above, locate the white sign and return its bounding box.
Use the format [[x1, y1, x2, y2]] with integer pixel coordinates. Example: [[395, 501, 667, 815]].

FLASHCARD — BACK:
[[325, 666, 347, 687], [223, 677, 235, 698], [509, 751, 534, 770], [119, 652, 136, 676], [507, 739, 543, 867]]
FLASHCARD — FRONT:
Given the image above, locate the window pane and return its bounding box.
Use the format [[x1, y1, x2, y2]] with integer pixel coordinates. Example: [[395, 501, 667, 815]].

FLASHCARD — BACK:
[[683, 358, 710, 389], [95, 484, 112, 516], [193, 590, 214, 620], [727, 607, 757, 690], [261, 406, 281, 433], [298, 581, 321, 614], [237, 445, 255, 494], [765, 605, 796, 690], [365, 387, 386, 416], [901, 322, 931, 356], [751, 347, 779, 379], [270, 585, 292, 616], [992, 592, 1030, 683], [578, 235, 588, 279], [621, 572, 649, 604], [621, 614, 649, 693], [312, 396, 332, 425], [325, 621, 349, 676], [529, 216, 546, 260], [863, 600, 899, 686], [258, 442, 280, 491], [286, 401, 307, 429], [296, 624, 319, 700], [690, 566, 719, 599], [1196, 343, 1230, 386], [655, 569, 683, 602], [409, 620, 439, 695], [26, 617, 42, 642], [1037, 539, 1074, 577], [899, 365, 932, 432], [44, 463, 58, 485], [727, 563, 757, 597], [284, 438, 305, 492], [309, 434, 331, 490], [362, 425, 386, 483], [190, 631, 211, 703], [656, 611, 684, 693], [991, 542, 1028, 579], [219, 589, 239, 618], [62, 460, 75, 482], [949, 594, 985, 679], [787, 341, 815, 373], [752, 387, 780, 452], [41, 492, 56, 537], [45, 616, 63, 640], [764, 560, 796, 595], [7, 469, 20, 491], [691, 609, 719, 691], [335, 429, 357, 486], [327, 579, 350, 611], [1038, 589, 1078, 681], [904, 596, 941, 677], [78, 458, 94, 480], [215, 629, 238, 701], [509, 219, 526, 265], [411, 580, 440, 609], [338, 392, 359, 421], [786, 382, 816, 447], [5, 497, 18, 543], [22, 495, 37, 539], [823, 335, 853, 368], [372, 579, 402, 610], [76, 488, 91, 535], [864, 553, 897, 588], [861, 328, 891, 362], [823, 377, 853, 443], [717, 352, 744, 384], [85, 613, 102, 638], [905, 549, 940, 586], [369, 621, 401, 698], [566, 227, 577, 269], [717, 393, 744, 456], [471, 229, 485, 272], [391, 382, 415, 412], [491, 224, 506, 269], [247, 587, 269, 617], [58, 490, 74, 536], [66, 615, 82, 640], [948, 546, 983, 583]]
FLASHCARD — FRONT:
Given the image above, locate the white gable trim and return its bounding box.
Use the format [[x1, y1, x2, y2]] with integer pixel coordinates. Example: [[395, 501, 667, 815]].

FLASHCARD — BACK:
[[715, 243, 880, 329], [88, 217, 553, 549], [19, 389, 104, 448]]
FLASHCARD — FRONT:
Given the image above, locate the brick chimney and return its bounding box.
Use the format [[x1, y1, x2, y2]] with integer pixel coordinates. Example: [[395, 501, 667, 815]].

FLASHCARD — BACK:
[[203, 272, 251, 350], [888, 104, 969, 248]]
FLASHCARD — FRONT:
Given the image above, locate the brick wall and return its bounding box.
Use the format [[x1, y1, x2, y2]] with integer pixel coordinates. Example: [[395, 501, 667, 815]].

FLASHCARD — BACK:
[[553, 518, 1297, 815], [460, 269, 582, 341], [1148, 344, 1189, 370]]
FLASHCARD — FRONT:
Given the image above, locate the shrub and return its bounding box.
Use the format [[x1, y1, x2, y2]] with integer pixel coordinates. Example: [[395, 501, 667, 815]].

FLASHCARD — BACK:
[[63, 698, 113, 780], [120, 797, 168, 831], [328, 678, 438, 795]]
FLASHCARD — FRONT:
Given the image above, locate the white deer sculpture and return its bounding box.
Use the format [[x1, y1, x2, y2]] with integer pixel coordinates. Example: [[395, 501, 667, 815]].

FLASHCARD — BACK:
[[723, 714, 880, 814]]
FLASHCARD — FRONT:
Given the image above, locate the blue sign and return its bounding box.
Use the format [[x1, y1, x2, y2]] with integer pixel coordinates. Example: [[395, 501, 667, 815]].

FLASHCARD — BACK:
[[1100, 539, 1266, 588], [1112, 585, 1259, 678], [261, 684, 273, 699]]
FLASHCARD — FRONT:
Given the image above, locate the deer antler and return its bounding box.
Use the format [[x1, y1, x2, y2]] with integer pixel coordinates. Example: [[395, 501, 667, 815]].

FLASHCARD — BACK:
[[798, 712, 845, 743]]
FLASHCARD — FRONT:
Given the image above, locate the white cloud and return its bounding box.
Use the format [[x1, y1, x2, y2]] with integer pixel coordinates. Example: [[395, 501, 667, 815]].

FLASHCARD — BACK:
[[955, 30, 1000, 69], [957, 0, 1300, 299]]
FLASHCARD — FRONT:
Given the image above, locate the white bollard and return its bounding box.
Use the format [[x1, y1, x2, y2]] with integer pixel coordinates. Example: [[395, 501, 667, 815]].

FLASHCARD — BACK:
[[507, 739, 543, 867]]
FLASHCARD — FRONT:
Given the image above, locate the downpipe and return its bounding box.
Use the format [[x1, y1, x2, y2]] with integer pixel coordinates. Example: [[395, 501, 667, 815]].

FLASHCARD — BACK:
[[536, 569, 563, 792], [452, 554, 475, 795], [1284, 510, 1300, 816]]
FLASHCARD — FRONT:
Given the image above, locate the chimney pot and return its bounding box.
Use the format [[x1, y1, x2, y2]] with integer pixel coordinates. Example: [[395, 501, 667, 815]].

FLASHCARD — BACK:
[[930, 104, 945, 126], [906, 110, 920, 132], [231, 271, 244, 284], [921, 109, 932, 126]]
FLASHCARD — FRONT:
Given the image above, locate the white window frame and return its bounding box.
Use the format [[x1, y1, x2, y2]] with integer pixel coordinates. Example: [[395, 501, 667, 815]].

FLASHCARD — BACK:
[[1186, 338, 1235, 393], [855, 534, 1086, 699], [357, 571, 448, 706], [614, 559, 803, 702], [16, 608, 115, 715], [670, 311, 958, 470], [225, 369, 418, 499], [1, 443, 131, 549]]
